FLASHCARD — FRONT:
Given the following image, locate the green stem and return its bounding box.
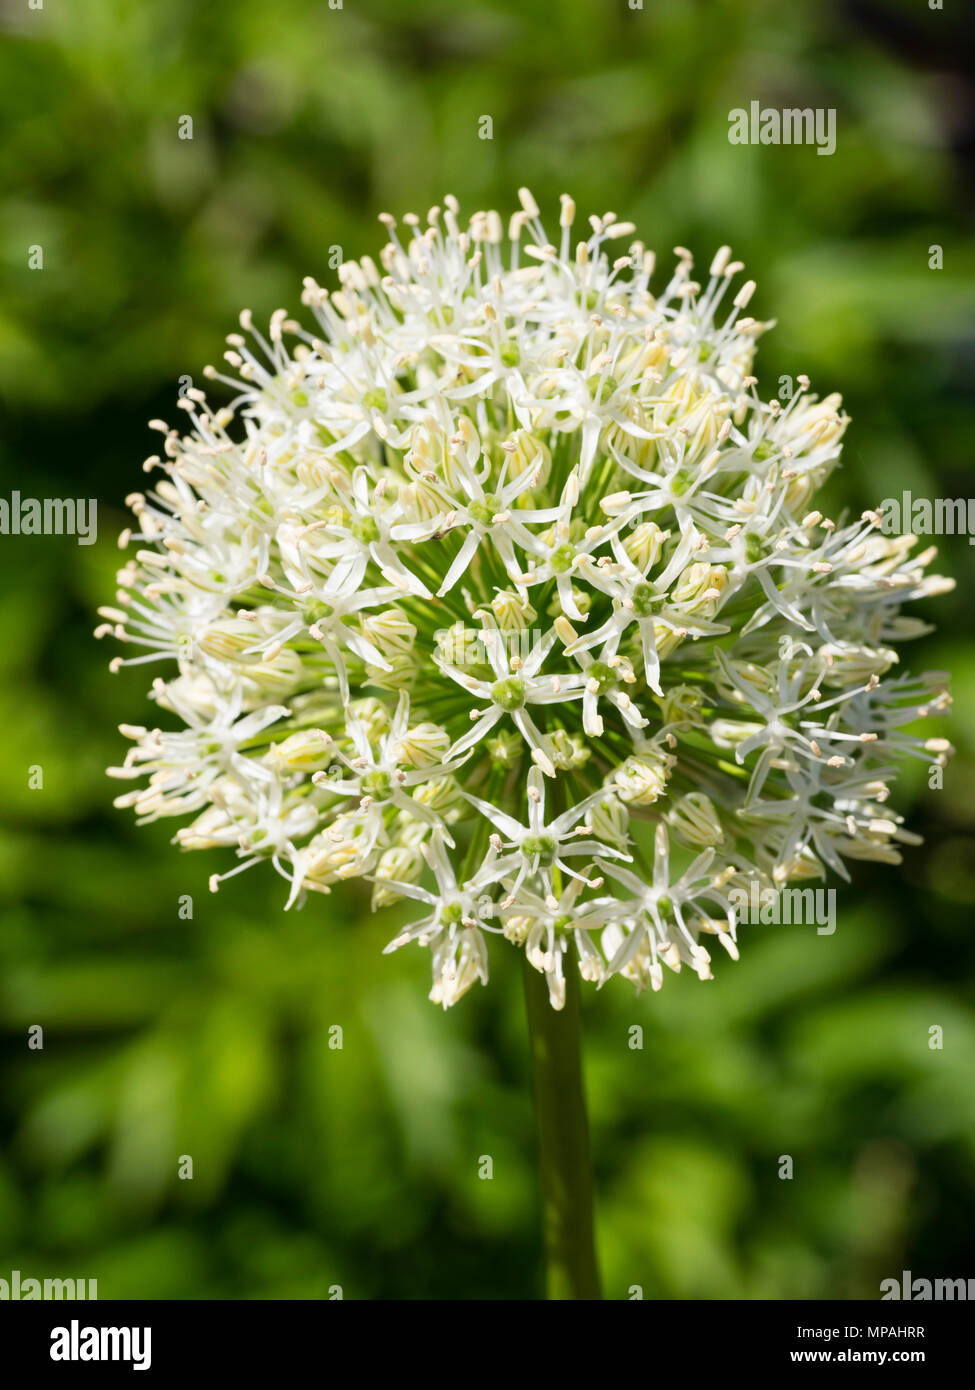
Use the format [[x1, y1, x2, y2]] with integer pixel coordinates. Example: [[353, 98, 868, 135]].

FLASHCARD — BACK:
[[522, 952, 602, 1300]]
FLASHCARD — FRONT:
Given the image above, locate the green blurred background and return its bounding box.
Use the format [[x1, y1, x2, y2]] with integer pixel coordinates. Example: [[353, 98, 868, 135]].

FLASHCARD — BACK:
[[1, 0, 974, 1300]]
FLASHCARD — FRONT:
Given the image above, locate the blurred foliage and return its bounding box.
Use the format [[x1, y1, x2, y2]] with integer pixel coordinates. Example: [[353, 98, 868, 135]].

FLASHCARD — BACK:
[[1, 0, 974, 1299]]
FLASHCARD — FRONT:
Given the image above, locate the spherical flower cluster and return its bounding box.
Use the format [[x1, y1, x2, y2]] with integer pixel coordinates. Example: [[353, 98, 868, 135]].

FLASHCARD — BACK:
[[101, 190, 954, 1009]]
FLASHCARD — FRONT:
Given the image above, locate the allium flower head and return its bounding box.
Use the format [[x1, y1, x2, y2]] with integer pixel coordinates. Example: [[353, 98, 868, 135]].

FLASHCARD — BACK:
[[102, 190, 954, 1009]]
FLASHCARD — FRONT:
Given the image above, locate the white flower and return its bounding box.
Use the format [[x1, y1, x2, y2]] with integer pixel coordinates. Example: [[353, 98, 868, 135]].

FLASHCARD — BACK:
[[599, 825, 734, 989], [439, 624, 585, 776], [378, 834, 494, 1007], [466, 764, 631, 906], [103, 191, 953, 1008], [499, 878, 618, 1007]]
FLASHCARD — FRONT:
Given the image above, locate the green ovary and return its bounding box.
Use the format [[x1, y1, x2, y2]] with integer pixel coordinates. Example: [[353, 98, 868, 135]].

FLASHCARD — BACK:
[[492, 676, 527, 711]]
